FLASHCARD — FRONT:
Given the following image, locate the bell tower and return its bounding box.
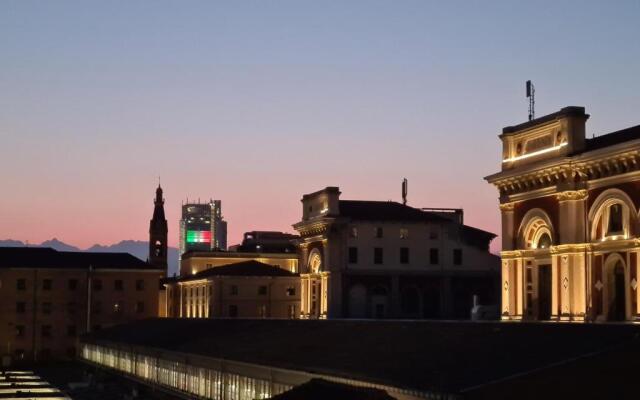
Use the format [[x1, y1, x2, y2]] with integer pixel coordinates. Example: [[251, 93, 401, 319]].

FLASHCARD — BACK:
[[149, 183, 168, 275]]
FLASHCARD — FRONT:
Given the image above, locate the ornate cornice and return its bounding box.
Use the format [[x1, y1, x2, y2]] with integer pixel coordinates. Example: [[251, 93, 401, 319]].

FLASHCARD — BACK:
[[556, 189, 588, 202]]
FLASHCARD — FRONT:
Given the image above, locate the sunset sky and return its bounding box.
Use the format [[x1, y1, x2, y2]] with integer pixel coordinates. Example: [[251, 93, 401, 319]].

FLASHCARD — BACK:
[[1, 1, 639, 251]]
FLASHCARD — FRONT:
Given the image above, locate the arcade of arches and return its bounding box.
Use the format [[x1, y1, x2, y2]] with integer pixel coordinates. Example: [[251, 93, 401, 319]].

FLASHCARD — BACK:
[[499, 189, 640, 322]]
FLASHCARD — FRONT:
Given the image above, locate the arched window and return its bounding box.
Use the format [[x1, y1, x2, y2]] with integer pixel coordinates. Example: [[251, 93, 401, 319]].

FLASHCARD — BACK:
[[537, 232, 552, 249], [519, 209, 555, 250], [608, 204, 624, 235], [308, 249, 322, 274], [589, 189, 636, 241]]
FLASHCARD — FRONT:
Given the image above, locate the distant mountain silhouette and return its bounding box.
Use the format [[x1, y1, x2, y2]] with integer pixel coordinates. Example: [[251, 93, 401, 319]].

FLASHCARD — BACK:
[[0, 238, 179, 276]]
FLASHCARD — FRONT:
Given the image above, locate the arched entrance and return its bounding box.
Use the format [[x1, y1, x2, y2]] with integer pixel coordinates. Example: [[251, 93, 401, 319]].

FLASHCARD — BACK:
[[347, 284, 367, 318], [606, 259, 627, 321]]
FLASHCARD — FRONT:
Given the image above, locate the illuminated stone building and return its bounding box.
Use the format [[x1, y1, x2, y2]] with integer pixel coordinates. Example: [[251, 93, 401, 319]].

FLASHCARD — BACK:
[[164, 261, 300, 319], [486, 106, 640, 322], [293, 187, 499, 319], [0, 247, 162, 362]]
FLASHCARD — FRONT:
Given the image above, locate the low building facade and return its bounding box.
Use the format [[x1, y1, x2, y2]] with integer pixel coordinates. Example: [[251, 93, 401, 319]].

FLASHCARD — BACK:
[[486, 106, 640, 322], [293, 187, 499, 319], [0, 247, 162, 362], [165, 261, 300, 319]]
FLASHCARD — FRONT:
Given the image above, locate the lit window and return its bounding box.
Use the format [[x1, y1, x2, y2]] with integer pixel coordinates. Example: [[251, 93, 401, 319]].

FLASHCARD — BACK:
[[349, 227, 358, 238], [400, 228, 409, 239]]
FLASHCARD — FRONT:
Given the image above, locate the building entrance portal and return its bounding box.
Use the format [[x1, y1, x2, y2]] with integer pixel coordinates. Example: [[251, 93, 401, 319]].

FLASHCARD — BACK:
[[608, 262, 626, 321], [538, 265, 552, 320]]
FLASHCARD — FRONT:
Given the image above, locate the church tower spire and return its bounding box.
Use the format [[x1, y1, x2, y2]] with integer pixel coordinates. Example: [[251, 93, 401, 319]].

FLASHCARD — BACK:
[[149, 183, 168, 275]]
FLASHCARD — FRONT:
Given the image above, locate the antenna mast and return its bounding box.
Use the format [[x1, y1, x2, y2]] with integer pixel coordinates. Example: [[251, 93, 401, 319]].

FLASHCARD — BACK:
[[526, 80, 535, 121], [402, 178, 408, 205]]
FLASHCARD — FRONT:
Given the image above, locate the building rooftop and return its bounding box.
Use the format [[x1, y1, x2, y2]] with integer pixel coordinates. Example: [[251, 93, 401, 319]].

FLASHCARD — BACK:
[[582, 123, 640, 154], [0, 247, 159, 270], [177, 260, 298, 282], [338, 200, 496, 248], [81, 319, 640, 397]]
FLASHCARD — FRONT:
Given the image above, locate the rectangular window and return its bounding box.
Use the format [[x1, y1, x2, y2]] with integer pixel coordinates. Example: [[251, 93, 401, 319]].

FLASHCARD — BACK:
[[41, 325, 52, 338], [15, 325, 25, 338], [93, 301, 102, 314], [348, 247, 358, 264], [453, 249, 463, 265], [374, 247, 383, 264], [67, 302, 76, 315], [67, 325, 76, 337], [258, 285, 267, 295], [430, 248, 439, 265], [113, 301, 123, 314], [17, 279, 26, 291], [400, 247, 410, 264], [228, 305, 238, 318], [135, 279, 144, 291], [349, 227, 358, 238], [42, 279, 52, 291], [68, 279, 78, 291], [400, 228, 409, 239], [136, 302, 145, 313], [230, 285, 238, 296], [286, 286, 296, 296], [375, 227, 383, 238], [429, 230, 439, 240], [42, 302, 52, 314], [93, 279, 102, 291], [114, 279, 124, 291], [16, 302, 26, 314]]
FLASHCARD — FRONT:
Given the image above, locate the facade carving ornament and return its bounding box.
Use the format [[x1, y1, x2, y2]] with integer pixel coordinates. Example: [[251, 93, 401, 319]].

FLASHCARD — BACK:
[[556, 190, 588, 201], [499, 202, 516, 211]]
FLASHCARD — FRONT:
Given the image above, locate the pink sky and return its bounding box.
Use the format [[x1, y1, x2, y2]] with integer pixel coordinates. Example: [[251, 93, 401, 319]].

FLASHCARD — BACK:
[[2, 2, 639, 253]]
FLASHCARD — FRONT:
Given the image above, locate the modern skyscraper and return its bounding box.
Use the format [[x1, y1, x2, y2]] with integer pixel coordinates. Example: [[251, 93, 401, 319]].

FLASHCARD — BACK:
[[149, 184, 168, 274], [179, 200, 227, 261]]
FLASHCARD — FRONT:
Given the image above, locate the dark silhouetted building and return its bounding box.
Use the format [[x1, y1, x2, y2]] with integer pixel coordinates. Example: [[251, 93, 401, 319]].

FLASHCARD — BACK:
[[234, 231, 298, 253], [149, 184, 168, 274], [0, 247, 162, 362]]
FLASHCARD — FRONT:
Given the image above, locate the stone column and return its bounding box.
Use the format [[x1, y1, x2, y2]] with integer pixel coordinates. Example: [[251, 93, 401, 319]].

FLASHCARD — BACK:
[[570, 251, 587, 321], [559, 254, 570, 321], [500, 203, 516, 251]]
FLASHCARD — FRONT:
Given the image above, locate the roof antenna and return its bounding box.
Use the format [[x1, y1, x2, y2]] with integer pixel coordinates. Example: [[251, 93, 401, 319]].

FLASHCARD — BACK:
[[402, 178, 408, 205], [526, 80, 535, 121]]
